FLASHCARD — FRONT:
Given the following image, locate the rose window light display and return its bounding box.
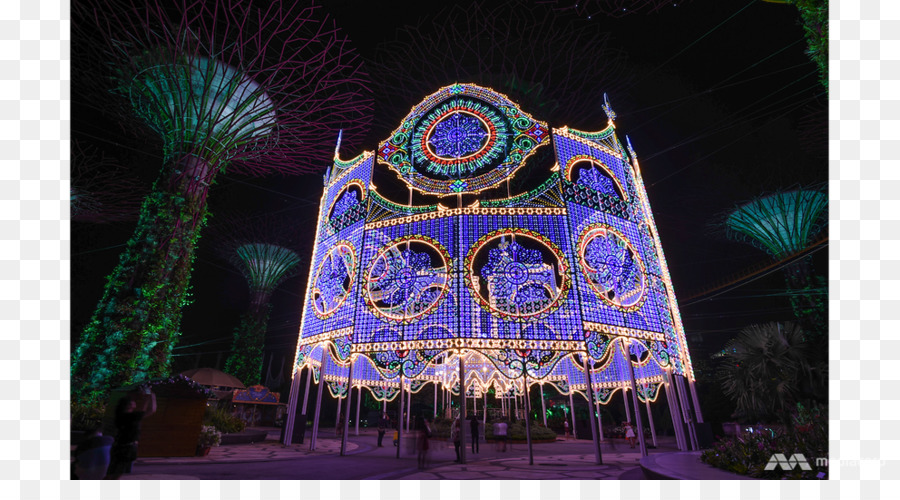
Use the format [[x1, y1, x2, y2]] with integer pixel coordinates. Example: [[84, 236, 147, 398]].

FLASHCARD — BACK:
[[283, 84, 704, 462]]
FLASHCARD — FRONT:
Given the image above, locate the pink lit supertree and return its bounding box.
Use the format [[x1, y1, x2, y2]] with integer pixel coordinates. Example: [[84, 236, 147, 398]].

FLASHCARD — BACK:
[[71, 0, 372, 402]]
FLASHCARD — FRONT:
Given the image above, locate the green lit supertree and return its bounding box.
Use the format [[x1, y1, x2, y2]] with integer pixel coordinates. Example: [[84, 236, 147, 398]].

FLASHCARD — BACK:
[[722, 187, 827, 342], [223, 242, 301, 386], [71, 0, 371, 402]]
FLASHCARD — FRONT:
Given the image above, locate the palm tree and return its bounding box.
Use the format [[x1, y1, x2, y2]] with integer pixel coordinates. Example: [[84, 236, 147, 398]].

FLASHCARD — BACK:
[[718, 322, 824, 425]]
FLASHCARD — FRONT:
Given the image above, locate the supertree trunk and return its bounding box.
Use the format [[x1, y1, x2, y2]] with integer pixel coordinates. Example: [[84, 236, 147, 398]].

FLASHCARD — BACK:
[[224, 293, 273, 387], [783, 256, 827, 344], [72, 155, 215, 400]]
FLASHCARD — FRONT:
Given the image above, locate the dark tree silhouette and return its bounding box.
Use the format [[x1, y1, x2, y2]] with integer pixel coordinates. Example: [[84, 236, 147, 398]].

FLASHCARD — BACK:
[[365, 0, 634, 140]]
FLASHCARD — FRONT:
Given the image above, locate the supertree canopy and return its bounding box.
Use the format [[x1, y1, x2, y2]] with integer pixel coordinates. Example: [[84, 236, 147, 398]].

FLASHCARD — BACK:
[[224, 243, 302, 386], [724, 189, 827, 259], [285, 84, 699, 455], [723, 188, 827, 340], [71, 0, 372, 402]]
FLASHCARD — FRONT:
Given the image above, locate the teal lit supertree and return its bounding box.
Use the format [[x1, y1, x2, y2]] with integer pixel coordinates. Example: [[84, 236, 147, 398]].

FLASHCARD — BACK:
[[223, 243, 301, 386], [723, 187, 827, 341], [71, 0, 371, 402]]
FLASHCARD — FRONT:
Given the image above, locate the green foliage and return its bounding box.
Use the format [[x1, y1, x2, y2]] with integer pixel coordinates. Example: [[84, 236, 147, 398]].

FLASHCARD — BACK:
[[718, 322, 825, 423], [197, 425, 222, 447], [787, 0, 828, 89], [701, 403, 827, 479], [223, 306, 271, 386], [70, 401, 106, 431], [72, 165, 213, 403], [506, 420, 556, 440], [203, 406, 246, 434]]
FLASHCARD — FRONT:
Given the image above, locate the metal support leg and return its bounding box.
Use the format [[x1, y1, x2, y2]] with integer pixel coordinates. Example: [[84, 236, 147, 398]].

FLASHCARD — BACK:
[[309, 348, 327, 451], [340, 361, 354, 455], [623, 339, 648, 457], [582, 356, 603, 465]]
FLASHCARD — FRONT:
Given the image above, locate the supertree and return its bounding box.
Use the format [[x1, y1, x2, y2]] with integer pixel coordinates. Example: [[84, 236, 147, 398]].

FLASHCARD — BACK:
[[366, 0, 633, 140], [223, 242, 301, 386], [720, 187, 827, 343], [71, 0, 372, 402], [207, 212, 304, 386]]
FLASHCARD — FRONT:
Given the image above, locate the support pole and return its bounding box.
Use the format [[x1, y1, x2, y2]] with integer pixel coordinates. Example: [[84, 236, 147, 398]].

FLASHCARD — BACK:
[[688, 376, 704, 423], [309, 348, 327, 451], [483, 393, 487, 425], [568, 392, 577, 440], [664, 371, 687, 451], [281, 364, 302, 446], [540, 384, 547, 426], [524, 376, 534, 465], [434, 383, 438, 419], [581, 356, 603, 465], [645, 397, 657, 448], [514, 392, 519, 420], [597, 403, 604, 442], [459, 354, 467, 464], [406, 387, 412, 432], [676, 375, 699, 450], [355, 384, 361, 436], [340, 360, 354, 456], [622, 339, 648, 457], [623, 387, 632, 423], [302, 366, 313, 415], [396, 377, 404, 459]]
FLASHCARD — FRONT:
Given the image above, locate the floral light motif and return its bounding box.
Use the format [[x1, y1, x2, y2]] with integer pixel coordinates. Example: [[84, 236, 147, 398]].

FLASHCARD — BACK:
[[481, 238, 557, 316], [366, 237, 450, 323], [311, 243, 356, 318], [330, 189, 360, 219], [428, 111, 488, 160], [579, 225, 645, 309], [577, 165, 618, 197]]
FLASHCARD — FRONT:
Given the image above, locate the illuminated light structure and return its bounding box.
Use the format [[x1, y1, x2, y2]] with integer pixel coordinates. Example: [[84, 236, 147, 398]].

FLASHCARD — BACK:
[[723, 188, 828, 341], [70, 0, 371, 402], [285, 84, 702, 460]]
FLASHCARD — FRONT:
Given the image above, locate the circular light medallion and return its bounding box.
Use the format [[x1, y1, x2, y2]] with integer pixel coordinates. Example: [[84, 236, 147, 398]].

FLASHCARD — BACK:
[[577, 224, 646, 310], [379, 83, 549, 195], [427, 111, 490, 160], [365, 236, 451, 323], [466, 229, 570, 322], [311, 242, 356, 318]]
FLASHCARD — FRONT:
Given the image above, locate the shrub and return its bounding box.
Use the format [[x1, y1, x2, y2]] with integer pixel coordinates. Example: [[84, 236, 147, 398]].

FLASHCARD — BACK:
[[203, 406, 246, 434], [197, 425, 222, 447], [502, 421, 558, 441], [701, 403, 827, 479], [71, 401, 106, 431]]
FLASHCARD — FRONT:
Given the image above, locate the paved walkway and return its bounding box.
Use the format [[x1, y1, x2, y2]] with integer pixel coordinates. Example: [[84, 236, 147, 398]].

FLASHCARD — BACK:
[[115, 428, 745, 481]]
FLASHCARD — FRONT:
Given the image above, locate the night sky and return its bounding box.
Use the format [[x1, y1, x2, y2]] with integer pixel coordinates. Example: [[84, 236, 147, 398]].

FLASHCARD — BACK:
[[71, 0, 826, 388]]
